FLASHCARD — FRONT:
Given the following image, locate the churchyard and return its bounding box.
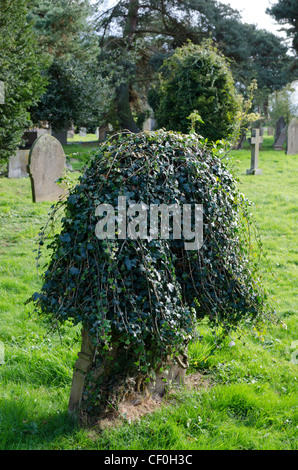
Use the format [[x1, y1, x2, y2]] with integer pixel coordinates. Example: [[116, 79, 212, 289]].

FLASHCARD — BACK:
[[0, 134, 297, 450], [1, 0, 298, 454]]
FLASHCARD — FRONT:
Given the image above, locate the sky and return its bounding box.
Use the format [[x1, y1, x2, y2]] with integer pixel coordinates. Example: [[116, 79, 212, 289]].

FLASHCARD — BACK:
[[218, 0, 286, 37], [99, 1, 287, 38]]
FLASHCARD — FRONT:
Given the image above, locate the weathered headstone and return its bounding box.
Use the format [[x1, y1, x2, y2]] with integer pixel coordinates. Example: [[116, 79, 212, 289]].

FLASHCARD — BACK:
[[28, 134, 66, 203], [68, 328, 187, 415], [20, 129, 50, 150], [267, 127, 274, 136], [274, 125, 287, 150], [287, 118, 298, 155], [67, 126, 75, 139], [52, 129, 68, 146], [79, 127, 87, 137], [246, 128, 263, 175], [97, 124, 109, 141], [8, 150, 30, 178], [274, 117, 286, 148]]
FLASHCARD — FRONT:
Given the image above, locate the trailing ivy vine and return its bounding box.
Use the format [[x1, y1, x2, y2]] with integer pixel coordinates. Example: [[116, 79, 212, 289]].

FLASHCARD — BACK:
[[30, 129, 273, 413]]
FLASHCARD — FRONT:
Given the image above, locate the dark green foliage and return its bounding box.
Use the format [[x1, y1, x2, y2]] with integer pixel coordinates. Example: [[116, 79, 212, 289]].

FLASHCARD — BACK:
[[31, 130, 269, 400], [0, 0, 47, 162], [28, 0, 103, 132], [266, 0, 298, 54], [30, 58, 107, 132], [152, 42, 242, 141]]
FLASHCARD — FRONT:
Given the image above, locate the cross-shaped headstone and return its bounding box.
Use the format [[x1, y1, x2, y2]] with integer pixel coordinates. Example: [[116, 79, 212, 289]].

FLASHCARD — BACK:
[[246, 128, 263, 175]]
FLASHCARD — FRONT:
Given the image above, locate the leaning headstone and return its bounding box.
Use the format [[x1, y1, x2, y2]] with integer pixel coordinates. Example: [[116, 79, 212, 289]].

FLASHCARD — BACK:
[[246, 128, 263, 175], [274, 125, 287, 150], [8, 150, 30, 178], [79, 127, 87, 137], [28, 134, 66, 203], [287, 118, 298, 155], [274, 117, 286, 144]]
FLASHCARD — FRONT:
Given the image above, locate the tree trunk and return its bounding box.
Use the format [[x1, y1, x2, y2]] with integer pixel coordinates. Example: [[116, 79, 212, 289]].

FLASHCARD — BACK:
[[115, 82, 139, 133], [115, 0, 140, 133]]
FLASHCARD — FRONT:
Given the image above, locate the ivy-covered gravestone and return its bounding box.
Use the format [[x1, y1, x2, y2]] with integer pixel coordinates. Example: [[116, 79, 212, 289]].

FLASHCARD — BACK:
[[31, 130, 269, 421]]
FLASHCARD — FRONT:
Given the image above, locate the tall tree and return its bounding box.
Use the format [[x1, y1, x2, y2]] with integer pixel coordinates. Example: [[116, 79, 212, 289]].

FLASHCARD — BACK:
[[95, 0, 242, 131], [266, 0, 298, 54], [95, 0, 295, 132], [28, 0, 108, 132], [0, 0, 47, 163]]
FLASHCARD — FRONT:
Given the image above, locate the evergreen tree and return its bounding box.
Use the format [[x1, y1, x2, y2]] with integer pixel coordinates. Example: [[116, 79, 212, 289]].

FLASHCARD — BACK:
[[0, 0, 47, 163], [266, 0, 298, 54], [28, 0, 108, 132], [94, 0, 295, 132]]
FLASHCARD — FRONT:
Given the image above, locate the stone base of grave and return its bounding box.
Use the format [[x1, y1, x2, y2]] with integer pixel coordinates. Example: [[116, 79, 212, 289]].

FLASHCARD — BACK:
[[68, 328, 188, 418], [246, 168, 262, 175]]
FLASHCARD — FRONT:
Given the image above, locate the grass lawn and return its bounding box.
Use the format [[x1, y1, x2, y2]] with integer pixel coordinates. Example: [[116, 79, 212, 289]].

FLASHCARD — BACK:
[[0, 135, 297, 450]]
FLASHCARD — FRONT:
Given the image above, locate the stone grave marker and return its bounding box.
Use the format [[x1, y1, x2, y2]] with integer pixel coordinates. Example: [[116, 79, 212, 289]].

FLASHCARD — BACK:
[[274, 126, 287, 150], [246, 128, 263, 175], [8, 150, 30, 178], [79, 127, 87, 137], [28, 134, 66, 203], [274, 117, 286, 150], [67, 126, 75, 139], [287, 118, 298, 155], [267, 127, 274, 136], [52, 129, 67, 146]]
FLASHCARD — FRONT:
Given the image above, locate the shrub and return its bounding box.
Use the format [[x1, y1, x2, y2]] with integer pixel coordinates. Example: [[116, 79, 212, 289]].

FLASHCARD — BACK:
[[151, 41, 242, 141]]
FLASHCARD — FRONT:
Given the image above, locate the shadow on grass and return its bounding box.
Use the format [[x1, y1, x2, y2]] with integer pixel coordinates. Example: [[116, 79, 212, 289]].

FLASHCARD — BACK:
[[0, 396, 79, 450]]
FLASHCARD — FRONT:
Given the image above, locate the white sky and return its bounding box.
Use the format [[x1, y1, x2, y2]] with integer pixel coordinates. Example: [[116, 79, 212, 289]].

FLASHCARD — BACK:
[[98, 1, 287, 38], [218, 0, 286, 37]]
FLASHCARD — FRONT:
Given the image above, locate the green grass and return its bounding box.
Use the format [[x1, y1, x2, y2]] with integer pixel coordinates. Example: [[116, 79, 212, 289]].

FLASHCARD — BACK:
[[63, 141, 99, 172], [0, 136, 297, 450], [67, 133, 98, 143]]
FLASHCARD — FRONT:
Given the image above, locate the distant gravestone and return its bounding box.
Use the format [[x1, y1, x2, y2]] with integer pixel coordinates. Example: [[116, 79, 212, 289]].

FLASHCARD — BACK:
[[8, 150, 30, 178], [274, 117, 286, 148], [67, 126, 75, 139], [52, 130, 67, 146], [267, 127, 274, 136], [79, 127, 87, 137], [20, 129, 50, 150], [28, 134, 66, 203], [246, 128, 263, 175], [274, 126, 287, 151], [98, 124, 109, 141], [287, 118, 298, 155]]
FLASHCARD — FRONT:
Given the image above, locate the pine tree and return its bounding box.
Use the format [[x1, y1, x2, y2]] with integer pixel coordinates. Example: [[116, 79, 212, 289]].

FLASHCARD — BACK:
[[267, 0, 298, 54]]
